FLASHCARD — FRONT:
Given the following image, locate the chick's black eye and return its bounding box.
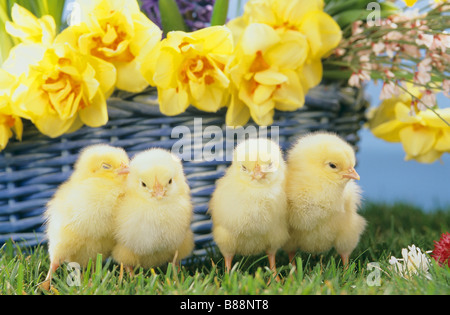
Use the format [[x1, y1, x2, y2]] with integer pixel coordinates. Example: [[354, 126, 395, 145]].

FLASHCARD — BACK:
[[141, 181, 147, 188], [329, 163, 337, 169], [169, 178, 172, 184]]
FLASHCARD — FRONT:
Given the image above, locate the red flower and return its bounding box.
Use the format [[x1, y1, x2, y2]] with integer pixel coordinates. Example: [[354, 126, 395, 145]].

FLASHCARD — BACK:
[[431, 232, 450, 267]]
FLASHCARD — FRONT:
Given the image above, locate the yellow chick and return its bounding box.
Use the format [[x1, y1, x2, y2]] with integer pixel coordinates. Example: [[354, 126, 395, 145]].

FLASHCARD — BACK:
[[283, 132, 367, 266], [209, 138, 289, 277], [43, 144, 129, 283], [112, 148, 194, 270]]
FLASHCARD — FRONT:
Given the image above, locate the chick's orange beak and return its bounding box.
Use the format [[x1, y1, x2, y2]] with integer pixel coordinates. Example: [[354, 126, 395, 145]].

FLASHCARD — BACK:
[[252, 163, 265, 180], [152, 179, 165, 200], [342, 167, 360, 180], [116, 162, 130, 175]]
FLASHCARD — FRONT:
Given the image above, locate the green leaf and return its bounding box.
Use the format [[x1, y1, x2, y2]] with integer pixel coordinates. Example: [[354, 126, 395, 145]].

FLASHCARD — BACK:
[[333, 9, 370, 28], [159, 0, 188, 34], [211, 0, 229, 26]]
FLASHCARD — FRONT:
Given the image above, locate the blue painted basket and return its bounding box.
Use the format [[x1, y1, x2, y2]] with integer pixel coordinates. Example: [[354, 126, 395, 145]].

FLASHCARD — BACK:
[[0, 83, 368, 258]]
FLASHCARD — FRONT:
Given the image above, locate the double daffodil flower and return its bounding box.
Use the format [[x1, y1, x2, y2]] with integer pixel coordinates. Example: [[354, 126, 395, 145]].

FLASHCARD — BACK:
[[226, 23, 307, 126], [370, 89, 450, 163], [141, 26, 233, 116], [224, 0, 341, 126], [58, 0, 162, 93]]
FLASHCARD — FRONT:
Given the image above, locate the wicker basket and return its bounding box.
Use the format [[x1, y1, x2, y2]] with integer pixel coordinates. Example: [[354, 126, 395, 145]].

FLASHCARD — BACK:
[[0, 83, 368, 258]]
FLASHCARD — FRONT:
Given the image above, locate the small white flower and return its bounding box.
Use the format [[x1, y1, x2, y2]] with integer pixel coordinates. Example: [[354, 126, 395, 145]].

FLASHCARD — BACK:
[[389, 244, 432, 280]]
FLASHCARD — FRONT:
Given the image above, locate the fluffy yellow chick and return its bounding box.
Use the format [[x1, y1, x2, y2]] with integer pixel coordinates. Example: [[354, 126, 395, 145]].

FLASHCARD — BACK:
[[283, 132, 366, 266], [43, 144, 129, 283], [209, 138, 289, 277], [112, 148, 194, 270]]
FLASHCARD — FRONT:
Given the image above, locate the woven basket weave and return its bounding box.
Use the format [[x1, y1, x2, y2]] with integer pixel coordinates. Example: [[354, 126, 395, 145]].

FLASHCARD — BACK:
[[0, 83, 368, 258]]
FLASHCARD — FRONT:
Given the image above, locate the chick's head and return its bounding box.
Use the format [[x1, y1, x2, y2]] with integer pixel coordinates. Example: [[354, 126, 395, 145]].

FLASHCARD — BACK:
[[128, 148, 187, 201], [232, 138, 285, 185], [73, 144, 129, 181], [289, 132, 360, 184]]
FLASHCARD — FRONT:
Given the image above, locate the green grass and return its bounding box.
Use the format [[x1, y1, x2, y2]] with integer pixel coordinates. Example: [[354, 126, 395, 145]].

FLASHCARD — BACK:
[[1, 202, 449, 295]]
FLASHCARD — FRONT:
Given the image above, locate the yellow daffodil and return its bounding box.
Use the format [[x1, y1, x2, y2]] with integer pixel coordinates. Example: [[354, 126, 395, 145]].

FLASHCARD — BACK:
[[16, 43, 116, 138], [404, 0, 444, 6], [226, 23, 308, 127], [142, 26, 234, 116], [228, 0, 341, 60], [5, 4, 56, 46], [226, 0, 341, 100], [370, 90, 450, 163], [57, 0, 162, 93], [0, 69, 22, 151], [404, 0, 418, 7]]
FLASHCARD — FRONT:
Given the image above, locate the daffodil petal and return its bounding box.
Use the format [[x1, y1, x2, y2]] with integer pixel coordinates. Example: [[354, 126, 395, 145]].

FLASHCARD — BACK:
[[87, 56, 117, 98], [395, 101, 420, 123], [192, 84, 224, 113], [34, 112, 77, 138], [251, 107, 274, 126], [115, 59, 149, 92], [226, 93, 251, 127], [79, 91, 108, 127], [0, 125, 13, 150], [254, 69, 288, 85], [273, 71, 305, 110], [253, 84, 275, 104], [299, 11, 342, 59], [420, 108, 450, 128], [240, 23, 280, 55], [405, 149, 442, 163], [371, 120, 404, 142], [265, 33, 308, 69], [435, 129, 450, 152], [158, 86, 190, 116], [399, 125, 436, 158], [298, 58, 323, 91]]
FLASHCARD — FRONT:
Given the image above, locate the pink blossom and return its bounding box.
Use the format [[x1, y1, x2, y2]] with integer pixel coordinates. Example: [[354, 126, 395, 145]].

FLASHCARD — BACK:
[[441, 34, 450, 48], [385, 31, 403, 41], [385, 42, 399, 58], [359, 70, 371, 81], [420, 90, 436, 110], [416, 33, 434, 48], [430, 35, 448, 53], [414, 58, 432, 85], [372, 41, 385, 55], [334, 48, 346, 57], [418, 58, 432, 72], [384, 69, 395, 79], [352, 21, 364, 36], [401, 44, 421, 58], [348, 70, 371, 88], [414, 71, 431, 85], [349, 73, 361, 87], [443, 80, 450, 98], [409, 101, 417, 117], [380, 81, 399, 99]]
